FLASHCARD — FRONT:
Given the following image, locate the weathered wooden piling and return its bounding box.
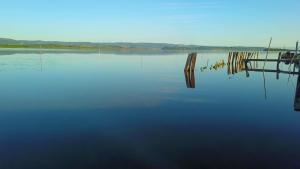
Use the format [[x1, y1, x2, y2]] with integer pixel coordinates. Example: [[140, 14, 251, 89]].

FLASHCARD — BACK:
[[190, 54, 197, 71], [295, 72, 300, 111], [184, 53, 197, 88], [185, 54, 192, 71], [184, 53, 197, 71], [228, 52, 232, 65], [227, 51, 259, 75], [296, 41, 298, 55]]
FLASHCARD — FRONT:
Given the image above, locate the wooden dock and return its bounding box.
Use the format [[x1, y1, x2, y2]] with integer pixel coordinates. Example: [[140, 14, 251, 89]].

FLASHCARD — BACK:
[[243, 51, 300, 76], [244, 58, 300, 63], [243, 68, 299, 75], [244, 50, 300, 64]]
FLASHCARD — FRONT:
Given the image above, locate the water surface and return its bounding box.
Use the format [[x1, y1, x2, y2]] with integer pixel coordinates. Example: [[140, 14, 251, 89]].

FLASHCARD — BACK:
[[0, 51, 299, 169]]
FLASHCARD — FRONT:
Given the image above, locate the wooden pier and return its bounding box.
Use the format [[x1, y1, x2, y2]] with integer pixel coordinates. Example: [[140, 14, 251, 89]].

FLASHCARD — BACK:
[[243, 68, 299, 75], [242, 48, 300, 111], [244, 58, 299, 62], [243, 51, 300, 78]]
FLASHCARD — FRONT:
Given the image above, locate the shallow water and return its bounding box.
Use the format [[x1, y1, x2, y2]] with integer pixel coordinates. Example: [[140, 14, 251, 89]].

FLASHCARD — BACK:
[[0, 51, 299, 169]]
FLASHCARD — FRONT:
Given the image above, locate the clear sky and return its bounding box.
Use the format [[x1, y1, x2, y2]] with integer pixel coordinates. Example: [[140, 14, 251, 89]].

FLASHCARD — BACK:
[[0, 0, 299, 47]]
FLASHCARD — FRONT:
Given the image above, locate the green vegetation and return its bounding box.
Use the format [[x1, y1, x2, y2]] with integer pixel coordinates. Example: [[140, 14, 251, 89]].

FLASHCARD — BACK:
[[0, 44, 156, 52], [0, 38, 289, 52]]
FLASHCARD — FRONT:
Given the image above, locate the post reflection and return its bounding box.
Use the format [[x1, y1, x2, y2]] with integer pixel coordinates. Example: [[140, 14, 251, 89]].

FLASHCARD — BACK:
[[294, 74, 300, 111], [184, 70, 195, 88], [184, 51, 300, 112], [184, 53, 197, 89]]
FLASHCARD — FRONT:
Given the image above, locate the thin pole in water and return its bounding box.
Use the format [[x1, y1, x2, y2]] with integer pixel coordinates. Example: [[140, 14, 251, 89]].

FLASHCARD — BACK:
[[39, 45, 43, 72], [263, 37, 272, 70], [262, 38, 272, 100], [99, 45, 101, 56], [296, 41, 299, 55]]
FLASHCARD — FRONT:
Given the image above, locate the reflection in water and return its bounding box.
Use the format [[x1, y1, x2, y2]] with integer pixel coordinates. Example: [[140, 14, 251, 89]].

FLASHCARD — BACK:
[[185, 51, 300, 112], [184, 70, 195, 88], [1, 51, 300, 168], [184, 53, 197, 71], [256, 69, 300, 111], [187, 52, 258, 89], [184, 53, 197, 88], [244, 51, 300, 106], [210, 60, 225, 71], [0, 55, 45, 72], [295, 75, 300, 111], [39, 48, 43, 72], [262, 71, 268, 100]]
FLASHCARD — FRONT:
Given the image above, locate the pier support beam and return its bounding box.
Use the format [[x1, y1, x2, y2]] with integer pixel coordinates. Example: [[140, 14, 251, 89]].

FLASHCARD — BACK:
[[295, 74, 300, 111], [296, 41, 299, 55]]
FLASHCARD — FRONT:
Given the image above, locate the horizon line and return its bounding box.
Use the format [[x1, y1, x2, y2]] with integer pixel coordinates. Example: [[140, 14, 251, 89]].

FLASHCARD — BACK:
[[1, 37, 297, 49]]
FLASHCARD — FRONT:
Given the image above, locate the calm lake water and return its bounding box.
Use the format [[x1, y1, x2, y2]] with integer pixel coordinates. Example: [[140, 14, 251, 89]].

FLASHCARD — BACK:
[[0, 50, 300, 169]]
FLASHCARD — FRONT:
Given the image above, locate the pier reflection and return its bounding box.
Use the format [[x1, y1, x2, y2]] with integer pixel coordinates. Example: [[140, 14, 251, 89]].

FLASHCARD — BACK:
[[184, 51, 300, 112]]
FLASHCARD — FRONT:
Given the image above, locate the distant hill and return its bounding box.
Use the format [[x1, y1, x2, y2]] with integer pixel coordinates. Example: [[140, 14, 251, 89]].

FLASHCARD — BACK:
[[0, 38, 288, 52], [0, 38, 18, 44]]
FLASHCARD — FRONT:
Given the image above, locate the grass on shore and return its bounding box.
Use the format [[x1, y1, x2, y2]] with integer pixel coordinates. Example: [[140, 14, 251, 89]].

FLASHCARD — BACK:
[[0, 44, 150, 51]]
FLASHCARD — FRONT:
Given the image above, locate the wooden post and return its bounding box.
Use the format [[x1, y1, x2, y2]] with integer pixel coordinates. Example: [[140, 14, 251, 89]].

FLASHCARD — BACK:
[[240, 52, 243, 64], [190, 70, 195, 88], [294, 73, 300, 111], [190, 54, 197, 71], [245, 61, 250, 78], [276, 52, 281, 80], [227, 60, 231, 75], [184, 54, 193, 71], [296, 41, 299, 55], [263, 37, 273, 70], [248, 52, 253, 69], [256, 52, 259, 68], [184, 70, 191, 88], [231, 54, 235, 74], [184, 69, 195, 88], [228, 52, 232, 65], [185, 53, 197, 71], [184, 53, 197, 88], [231, 52, 235, 66], [235, 52, 238, 73], [277, 52, 281, 70]]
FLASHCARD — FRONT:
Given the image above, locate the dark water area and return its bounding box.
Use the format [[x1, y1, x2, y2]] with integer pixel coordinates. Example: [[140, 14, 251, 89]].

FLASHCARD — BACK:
[[0, 51, 300, 169]]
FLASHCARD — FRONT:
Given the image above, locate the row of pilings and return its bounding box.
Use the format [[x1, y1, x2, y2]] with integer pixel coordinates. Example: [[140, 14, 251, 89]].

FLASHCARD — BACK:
[[227, 51, 259, 75], [184, 52, 260, 88]]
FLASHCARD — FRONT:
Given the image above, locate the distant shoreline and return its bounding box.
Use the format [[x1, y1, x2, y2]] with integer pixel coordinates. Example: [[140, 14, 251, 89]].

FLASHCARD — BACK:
[[0, 38, 290, 53], [0, 44, 288, 52]]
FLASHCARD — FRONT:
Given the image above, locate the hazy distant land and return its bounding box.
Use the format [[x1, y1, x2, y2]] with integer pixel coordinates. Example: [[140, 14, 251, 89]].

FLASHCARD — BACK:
[[0, 38, 288, 54]]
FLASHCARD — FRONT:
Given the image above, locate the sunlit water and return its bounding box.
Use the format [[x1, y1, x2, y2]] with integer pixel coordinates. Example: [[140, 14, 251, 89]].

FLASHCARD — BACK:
[[0, 50, 300, 169]]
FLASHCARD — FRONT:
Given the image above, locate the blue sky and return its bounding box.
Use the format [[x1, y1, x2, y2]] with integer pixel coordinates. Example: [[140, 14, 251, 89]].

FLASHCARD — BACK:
[[0, 0, 299, 47]]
